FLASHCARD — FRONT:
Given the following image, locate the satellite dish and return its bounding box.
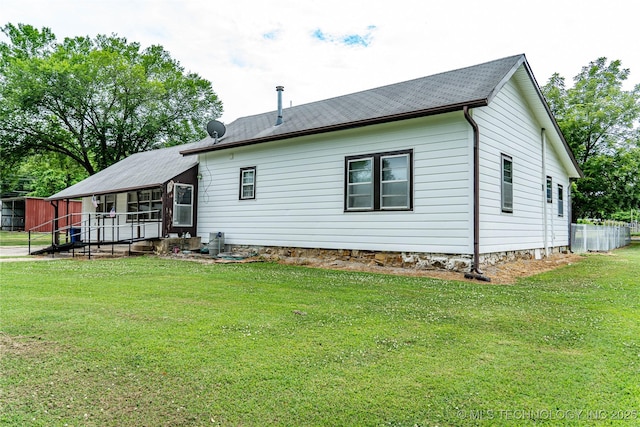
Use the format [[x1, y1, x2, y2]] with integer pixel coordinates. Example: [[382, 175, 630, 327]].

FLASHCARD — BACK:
[[206, 120, 226, 139]]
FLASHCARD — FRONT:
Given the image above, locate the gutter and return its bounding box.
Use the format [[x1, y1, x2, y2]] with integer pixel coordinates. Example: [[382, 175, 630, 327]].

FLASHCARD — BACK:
[[463, 106, 491, 282], [47, 183, 164, 202]]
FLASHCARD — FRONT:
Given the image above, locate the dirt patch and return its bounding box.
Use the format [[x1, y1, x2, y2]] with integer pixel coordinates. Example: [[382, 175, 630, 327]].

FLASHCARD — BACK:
[[167, 251, 584, 284], [0, 332, 60, 357], [475, 252, 584, 284], [274, 251, 584, 284]]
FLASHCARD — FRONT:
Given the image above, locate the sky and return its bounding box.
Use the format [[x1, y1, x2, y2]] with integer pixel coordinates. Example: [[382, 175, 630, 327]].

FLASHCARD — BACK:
[[2, 0, 639, 124]]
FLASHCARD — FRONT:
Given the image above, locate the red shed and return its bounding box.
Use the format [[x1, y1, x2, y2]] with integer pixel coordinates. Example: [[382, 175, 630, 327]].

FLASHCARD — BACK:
[[1, 197, 82, 232]]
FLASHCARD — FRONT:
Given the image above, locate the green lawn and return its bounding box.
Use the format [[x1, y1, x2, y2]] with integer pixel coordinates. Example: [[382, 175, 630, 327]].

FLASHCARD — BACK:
[[1, 243, 639, 426], [0, 231, 53, 251], [0, 231, 32, 246]]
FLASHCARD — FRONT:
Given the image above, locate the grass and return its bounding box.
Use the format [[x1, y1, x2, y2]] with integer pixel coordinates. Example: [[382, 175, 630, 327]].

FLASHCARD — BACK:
[[1, 243, 639, 426], [0, 231, 53, 256], [0, 231, 32, 247]]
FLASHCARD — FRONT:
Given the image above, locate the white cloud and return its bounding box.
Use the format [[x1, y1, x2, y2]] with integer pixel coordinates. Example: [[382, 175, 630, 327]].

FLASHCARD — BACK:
[[2, 0, 639, 123]]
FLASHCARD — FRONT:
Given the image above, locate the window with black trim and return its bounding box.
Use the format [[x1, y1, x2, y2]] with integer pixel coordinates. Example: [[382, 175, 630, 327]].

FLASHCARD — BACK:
[[127, 188, 162, 221], [173, 184, 193, 227], [345, 149, 412, 211], [501, 154, 513, 213], [558, 184, 564, 217], [546, 176, 553, 203], [240, 167, 256, 200]]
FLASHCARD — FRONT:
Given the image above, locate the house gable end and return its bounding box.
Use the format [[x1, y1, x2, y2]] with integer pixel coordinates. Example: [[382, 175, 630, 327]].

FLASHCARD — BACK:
[[508, 64, 582, 178]]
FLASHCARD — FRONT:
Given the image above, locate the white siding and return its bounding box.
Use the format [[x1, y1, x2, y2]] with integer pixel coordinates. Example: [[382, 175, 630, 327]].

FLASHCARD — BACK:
[[545, 143, 572, 248], [197, 113, 473, 254], [475, 78, 571, 253]]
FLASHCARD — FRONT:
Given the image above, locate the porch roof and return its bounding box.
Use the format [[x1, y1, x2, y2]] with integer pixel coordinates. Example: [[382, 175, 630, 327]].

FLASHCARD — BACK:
[[48, 142, 205, 200]]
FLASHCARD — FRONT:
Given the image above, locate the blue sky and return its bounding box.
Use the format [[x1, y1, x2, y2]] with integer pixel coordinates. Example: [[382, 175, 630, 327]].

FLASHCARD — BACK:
[[2, 0, 638, 123], [312, 26, 376, 47]]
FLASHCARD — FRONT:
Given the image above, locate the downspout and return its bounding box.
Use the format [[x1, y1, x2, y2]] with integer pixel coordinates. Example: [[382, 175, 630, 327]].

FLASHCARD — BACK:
[[541, 129, 549, 256], [463, 106, 490, 282], [568, 184, 573, 252]]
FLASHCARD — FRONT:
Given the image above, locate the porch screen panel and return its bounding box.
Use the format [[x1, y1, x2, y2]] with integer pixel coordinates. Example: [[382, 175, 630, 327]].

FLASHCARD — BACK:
[[151, 189, 162, 220]]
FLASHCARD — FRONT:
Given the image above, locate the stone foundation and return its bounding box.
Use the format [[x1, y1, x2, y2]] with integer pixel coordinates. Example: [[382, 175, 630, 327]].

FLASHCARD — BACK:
[[479, 246, 570, 267], [222, 244, 569, 273]]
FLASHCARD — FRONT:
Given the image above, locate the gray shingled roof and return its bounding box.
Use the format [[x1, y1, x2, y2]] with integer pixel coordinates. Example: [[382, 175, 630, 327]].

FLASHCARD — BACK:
[[181, 54, 526, 155], [48, 141, 206, 200]]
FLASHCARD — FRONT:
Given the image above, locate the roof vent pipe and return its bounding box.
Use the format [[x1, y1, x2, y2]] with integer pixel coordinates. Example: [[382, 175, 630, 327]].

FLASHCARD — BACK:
[[275, 86, 284, 126]]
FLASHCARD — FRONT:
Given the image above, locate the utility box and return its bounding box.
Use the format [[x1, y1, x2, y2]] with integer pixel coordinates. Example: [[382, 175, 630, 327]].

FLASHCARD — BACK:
[[208, 232, 225, 256]]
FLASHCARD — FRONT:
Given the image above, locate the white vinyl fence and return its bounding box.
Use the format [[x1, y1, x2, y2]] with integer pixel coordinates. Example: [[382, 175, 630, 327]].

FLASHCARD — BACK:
[[571, 224, 631, 253]]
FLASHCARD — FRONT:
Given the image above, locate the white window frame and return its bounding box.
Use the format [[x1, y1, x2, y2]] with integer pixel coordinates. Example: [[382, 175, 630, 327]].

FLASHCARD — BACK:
[[558, 184, 564, 217], [173, 183, 193, 227], [240, 167, 256, 200], [501, 154, 513, 213]]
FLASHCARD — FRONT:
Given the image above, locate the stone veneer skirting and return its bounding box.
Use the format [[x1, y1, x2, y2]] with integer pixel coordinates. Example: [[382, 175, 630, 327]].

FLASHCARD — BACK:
[[223, 244, 570, 273]]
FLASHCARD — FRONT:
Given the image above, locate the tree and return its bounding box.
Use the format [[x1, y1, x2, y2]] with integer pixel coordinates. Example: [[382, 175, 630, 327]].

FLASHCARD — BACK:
[[0, 23, 223, 179], [573, 146, 640, 218], [20, 153, 87, 197], [542, 58, 640, 220]]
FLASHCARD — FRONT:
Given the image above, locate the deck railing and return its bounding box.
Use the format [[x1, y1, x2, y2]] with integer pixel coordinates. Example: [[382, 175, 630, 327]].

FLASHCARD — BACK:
[[28, 211, 161, 258]]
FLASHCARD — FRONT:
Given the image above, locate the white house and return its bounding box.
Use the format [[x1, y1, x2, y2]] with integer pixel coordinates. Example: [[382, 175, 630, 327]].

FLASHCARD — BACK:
[[49, 54, 581, 279], [180, 54, 582, 278]]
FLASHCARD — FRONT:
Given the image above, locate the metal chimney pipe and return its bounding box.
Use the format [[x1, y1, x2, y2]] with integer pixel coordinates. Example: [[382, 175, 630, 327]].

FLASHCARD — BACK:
[[275, 86, 284, 126]]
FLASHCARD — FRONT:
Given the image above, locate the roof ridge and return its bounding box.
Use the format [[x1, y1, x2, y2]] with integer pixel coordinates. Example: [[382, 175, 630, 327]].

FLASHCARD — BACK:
[[230, 54, 526, 122], [182, 54, 527, 156]]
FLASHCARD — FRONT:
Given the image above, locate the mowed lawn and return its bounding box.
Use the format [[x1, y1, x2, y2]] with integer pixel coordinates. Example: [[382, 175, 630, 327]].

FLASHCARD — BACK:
[[0, 231, 31, 247], [1, 243, 639, 426]]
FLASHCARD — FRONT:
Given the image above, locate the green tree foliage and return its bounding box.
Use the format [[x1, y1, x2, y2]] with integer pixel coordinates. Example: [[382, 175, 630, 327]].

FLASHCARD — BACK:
[[0, 23, 223, 181], [20, 153, 88, 197], [574, 146, 640, 218], [542, 58, 640, 220]]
